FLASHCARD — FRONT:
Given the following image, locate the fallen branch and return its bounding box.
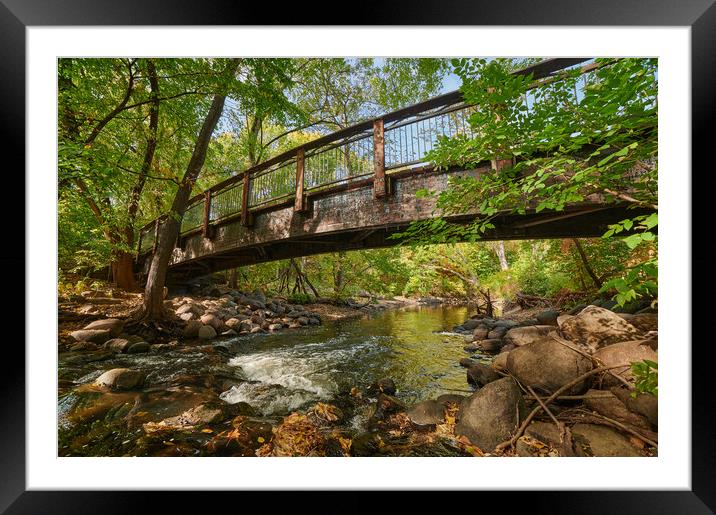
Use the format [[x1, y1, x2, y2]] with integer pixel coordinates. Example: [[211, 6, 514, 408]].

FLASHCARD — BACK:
[[495, 364, 630, 452]]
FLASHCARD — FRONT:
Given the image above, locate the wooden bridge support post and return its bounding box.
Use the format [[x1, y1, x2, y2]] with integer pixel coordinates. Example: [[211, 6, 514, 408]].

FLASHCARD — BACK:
[[241, 171, 252, 227], [294, 148, 308, 212], [373, 118, 389, 198], [202, 190, 212, 239]]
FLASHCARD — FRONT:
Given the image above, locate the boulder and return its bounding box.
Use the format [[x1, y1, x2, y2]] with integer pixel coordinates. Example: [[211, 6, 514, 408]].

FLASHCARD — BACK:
[[466, 363, 501, 387], [178, 312, 194, 322], [571, 423, 641, 457], [69, 329, 111, 344], [535, 310, 560, 326], [297, 317, 310, 326], [371, 393, 406, 421], [478, 339, 504, 352], [94, 368, 145, 390], [221, 329, 238, 336], [592, 340, 657, 386], [459, 357, 479, 368], [611, 388, 658, 427], [436, 394, 465, 408], [176, 304, 195, 315], [200, 314, 223, 330], [455, 377, 526, 452], [406, 400, 445, 426], [583, 389, 652, 430], [487, 326, 508, 339], [250, 326, 265, 334], [183, 320, 202, 338], [507, 338, 593, 395], [524, 421, 563, 447], [557, 314, 573, 328], [268, 323, 283, 332], [127, 341, 150, 354], [83, 318, 124, 338], [559, 306, 641, 352], [503, 325, 554, 347], [463, 342, 482, 352], [198, 325, 217, 340], [367, 377, 396, 396], [493, 320, 519, 329], [491, 351, 510, 372], [518, 318, 540, 327], [224, 317, 246, 330], [104, 338, 130, 354], [472, 326, 490, 340], [461, 319, 482, 331], [629, 313, 658, 334]]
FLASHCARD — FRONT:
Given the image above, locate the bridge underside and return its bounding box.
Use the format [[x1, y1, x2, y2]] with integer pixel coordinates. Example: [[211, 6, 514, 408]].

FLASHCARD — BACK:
[[136, 164, 653, 283]]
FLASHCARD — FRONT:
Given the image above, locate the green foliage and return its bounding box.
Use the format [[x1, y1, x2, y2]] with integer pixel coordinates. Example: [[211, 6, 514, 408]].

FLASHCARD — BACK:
[[286, 292, 312, 304], [631, 359, 658, 397]]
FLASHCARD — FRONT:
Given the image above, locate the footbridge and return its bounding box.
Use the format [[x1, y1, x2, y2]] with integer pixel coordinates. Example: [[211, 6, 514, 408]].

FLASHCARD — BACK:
[[135, 58, 654, 281]]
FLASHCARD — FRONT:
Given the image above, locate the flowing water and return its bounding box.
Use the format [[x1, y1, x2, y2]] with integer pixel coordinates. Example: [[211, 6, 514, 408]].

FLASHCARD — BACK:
[[58, 305, 489, 456]]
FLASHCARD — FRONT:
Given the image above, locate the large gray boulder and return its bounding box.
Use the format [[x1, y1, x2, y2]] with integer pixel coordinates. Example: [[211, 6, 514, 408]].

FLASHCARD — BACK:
[[491, 351, 510, 372], [94, 368, 145, 390], [559, 306, 641, 352], [503, 325, 554, 347], [592, 340, 657, 386], [83, 318, 124, 338], [507, 338, 593, 395], [455, 377, 526, 452]]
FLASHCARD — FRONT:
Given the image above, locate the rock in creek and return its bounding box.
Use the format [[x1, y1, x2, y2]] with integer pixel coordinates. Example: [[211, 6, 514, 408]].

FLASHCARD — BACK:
[[198, 325, 217, 340], [472, 326, 490, 340], [478, 338, 504, 352], [455, 377, 526, 452], [83, 318, 124, 338], [559, 305, 641, 352], [104, 338, 130, 354], [466, 363, 501, 388], [367, 378, 396, 397], [70, 329, 112, 344], [183, 320, 202, 338], [127, 341, 150, 354], [507, 338, 593, 395], [491, 351, 510, 372], [406, 400, 445, 426], [503, 325, 554, 347], [611, 388, 658, 428], [94, 368, 145, 390]]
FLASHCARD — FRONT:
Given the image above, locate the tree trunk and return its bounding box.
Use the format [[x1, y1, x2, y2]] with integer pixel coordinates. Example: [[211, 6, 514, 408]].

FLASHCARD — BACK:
[[494, 241, 509, 270], [228, 268, 238, 289], [111, 251, 138, 291], [143, 59, 240, 319], [572, 238, 602, 289]]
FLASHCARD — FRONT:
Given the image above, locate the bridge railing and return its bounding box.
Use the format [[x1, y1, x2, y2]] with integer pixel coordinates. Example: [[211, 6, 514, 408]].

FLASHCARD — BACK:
[[137, 57, 610, 257]]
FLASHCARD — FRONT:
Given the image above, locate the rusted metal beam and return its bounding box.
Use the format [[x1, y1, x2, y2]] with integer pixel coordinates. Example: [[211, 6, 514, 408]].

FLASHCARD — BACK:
[[294, 148, 307, 212], [373, 119, 388, 198]]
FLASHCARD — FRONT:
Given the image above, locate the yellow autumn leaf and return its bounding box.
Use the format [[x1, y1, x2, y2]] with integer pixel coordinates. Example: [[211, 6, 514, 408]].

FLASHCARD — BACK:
[[201, 428, 213, 433], [257, 436, 265, 443]]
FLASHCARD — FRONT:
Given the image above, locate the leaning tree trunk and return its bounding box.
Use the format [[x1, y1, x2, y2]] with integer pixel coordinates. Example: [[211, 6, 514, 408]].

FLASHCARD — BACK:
[[494, 241, 509, 271], [143, 61, 239, 319]]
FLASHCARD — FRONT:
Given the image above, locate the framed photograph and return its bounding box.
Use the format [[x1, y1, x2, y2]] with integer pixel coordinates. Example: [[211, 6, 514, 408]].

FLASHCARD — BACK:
[[5, 0, 710, 511]]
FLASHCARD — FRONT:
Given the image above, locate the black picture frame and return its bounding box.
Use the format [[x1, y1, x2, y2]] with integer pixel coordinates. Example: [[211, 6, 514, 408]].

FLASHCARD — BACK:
[[3, 0, 710, 512]]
